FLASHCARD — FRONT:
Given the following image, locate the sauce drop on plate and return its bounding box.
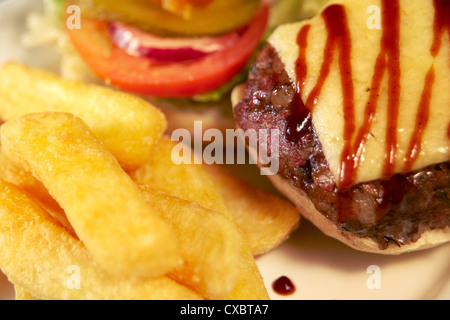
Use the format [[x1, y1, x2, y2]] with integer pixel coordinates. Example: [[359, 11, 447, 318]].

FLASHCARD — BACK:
[[272, 276, 296, 296]]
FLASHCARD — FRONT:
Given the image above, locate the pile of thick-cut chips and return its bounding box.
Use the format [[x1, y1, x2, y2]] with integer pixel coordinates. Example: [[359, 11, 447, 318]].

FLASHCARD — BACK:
[[0, 62, 300, 300]]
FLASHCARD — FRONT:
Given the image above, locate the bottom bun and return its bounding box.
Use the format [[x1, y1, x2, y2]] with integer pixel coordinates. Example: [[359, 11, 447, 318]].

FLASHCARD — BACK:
[[267, 172, 450, 255], [232, 84, 450, 255]]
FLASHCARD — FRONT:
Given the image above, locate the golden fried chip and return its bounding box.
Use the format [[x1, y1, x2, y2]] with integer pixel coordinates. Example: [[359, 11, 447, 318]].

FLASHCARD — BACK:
[[0, 62, 167, 170], [130, 137, 269, 299], [1, 112, 181, 278], [139, 187, 240, 299], [0, 181, 202, 300], [130, 136, 228, 213], [131, 137, 300, 255], [0, 151, 74, 235], [203, 165, 300, 255], [14, 286, 38, 300]]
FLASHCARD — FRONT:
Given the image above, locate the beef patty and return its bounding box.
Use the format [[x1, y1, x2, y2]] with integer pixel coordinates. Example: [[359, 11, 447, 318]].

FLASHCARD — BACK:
[[234, 44, 450, 249]]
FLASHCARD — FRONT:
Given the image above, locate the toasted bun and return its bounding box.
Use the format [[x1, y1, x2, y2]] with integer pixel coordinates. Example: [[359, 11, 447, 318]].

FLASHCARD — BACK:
[[232, 84, 450, 255]]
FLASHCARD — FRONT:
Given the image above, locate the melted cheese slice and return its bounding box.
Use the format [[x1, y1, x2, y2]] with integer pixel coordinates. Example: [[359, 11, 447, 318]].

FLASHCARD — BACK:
[[268, 0, 450, 185]]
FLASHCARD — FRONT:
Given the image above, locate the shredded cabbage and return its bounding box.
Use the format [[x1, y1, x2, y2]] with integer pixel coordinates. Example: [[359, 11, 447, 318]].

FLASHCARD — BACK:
[[22, 0, 101, 82]]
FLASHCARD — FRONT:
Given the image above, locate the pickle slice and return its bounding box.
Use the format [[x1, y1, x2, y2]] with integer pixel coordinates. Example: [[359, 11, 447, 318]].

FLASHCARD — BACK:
[[73, 0, 262, 36]]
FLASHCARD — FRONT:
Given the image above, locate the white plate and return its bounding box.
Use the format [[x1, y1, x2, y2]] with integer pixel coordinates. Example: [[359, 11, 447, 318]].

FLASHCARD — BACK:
[[0, 0, 449, 300]]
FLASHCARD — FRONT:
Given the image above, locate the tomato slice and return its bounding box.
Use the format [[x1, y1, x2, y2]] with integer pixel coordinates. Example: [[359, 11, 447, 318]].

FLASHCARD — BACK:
[[67, 5, 268, 98]]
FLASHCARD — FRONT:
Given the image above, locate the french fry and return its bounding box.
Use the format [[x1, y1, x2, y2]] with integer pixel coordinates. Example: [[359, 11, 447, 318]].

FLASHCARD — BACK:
[[14, 286, 37, 300], [203, 165, 300, 255], [139, 187, 240, 299], [130, 137, 269, 300], [0, 151, 75, 236], [131, 137, 300, 255], [0, 112, 181, 278], [0, 62, 167, 170], [0, 180, 202, 300], [130, 136, 228, 213]]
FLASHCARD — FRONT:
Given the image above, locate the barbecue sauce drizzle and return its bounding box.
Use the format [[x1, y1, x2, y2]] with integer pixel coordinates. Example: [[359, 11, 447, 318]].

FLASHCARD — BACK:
[[286, 25, 311, 141], [290, 0, 449, 221], [404, 0, 449, 172]]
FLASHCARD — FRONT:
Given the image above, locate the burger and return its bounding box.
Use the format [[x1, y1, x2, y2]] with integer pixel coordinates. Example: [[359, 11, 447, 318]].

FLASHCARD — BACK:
[[232, 0, 450, 254], [22, 0, 330, 135]]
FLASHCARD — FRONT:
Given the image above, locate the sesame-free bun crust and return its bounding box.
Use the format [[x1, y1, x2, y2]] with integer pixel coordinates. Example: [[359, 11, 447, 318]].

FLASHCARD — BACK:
[[267, 170, 450, 255], [232, 84, 450, 255]]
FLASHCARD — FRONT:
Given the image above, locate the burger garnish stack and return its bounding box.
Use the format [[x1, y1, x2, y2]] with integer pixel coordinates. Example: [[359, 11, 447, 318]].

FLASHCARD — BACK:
[[65, 0, 268, 98]]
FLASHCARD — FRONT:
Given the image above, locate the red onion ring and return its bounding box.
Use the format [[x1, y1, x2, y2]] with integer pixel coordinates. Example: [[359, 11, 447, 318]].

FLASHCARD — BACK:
[[108, 21, 242, 63]]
